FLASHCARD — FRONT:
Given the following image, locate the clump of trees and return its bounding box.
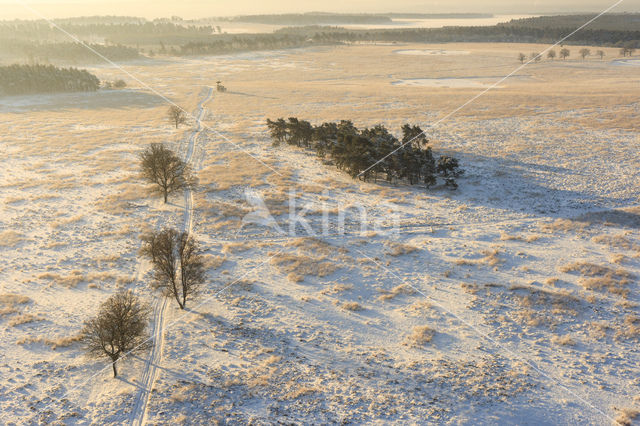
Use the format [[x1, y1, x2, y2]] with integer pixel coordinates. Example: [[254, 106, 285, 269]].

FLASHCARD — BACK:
[[83, 291, 150, 377], [266, 118, 463, 189], [168, 105, 187, 128], [141, 229, 205, 310], [139, 143, 194, 203], [620, 45, 636, 57], [0, 64, 99, 96]]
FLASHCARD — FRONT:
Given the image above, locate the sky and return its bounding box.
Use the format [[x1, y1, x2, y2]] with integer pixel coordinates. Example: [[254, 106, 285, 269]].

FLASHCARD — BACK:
[[1, 0, 639, 20]]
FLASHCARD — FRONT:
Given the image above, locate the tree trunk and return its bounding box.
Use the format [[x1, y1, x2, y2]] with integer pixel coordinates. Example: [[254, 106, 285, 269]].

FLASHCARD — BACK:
[[164, 191, 168, 203], [112, 361, 118, 377]]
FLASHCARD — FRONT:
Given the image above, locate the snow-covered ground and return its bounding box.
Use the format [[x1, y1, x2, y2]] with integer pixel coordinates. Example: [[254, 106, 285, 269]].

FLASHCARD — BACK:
[[1, 43, 639, 424]]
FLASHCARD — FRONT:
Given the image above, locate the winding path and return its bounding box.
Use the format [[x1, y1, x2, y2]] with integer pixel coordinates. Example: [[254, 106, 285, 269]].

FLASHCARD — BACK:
[[129, 87, 214, 426]]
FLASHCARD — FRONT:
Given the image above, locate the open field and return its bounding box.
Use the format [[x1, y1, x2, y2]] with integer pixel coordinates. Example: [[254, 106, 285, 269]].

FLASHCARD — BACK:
[[1, 42, 639, 424]]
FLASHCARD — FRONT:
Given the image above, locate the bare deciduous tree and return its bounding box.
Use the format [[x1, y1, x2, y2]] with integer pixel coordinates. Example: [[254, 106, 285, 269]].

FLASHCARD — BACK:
[[560, 48, 570, 60], [141, 229, 205, 309], [168, 105, 187, 129], [530, 52, 541, 62], [596, 50, 605, 60], [83, 291, 150, 377], [140, 143, 194, 203], [579, 48, 591, 60], [547, 50, 556, 60], [518, 53, 526, 64]]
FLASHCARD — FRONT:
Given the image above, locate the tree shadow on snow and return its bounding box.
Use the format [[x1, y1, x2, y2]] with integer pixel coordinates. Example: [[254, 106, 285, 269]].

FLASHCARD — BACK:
[[437, 151, 639, 227]]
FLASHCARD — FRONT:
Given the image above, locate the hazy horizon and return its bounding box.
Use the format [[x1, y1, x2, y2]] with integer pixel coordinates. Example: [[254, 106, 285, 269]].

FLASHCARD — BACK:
[[1, 0, 639, 20]]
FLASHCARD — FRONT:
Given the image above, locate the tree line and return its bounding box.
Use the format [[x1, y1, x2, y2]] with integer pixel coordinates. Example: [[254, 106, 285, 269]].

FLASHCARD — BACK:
[[84, 134, 205, 377], [274, 25, 640, 50], [3, 15, 638, 62], [0, 40, 140, 64], [267, 118, 463, 189], [178, 33, 327, 56], [0, 64, 100, 96]]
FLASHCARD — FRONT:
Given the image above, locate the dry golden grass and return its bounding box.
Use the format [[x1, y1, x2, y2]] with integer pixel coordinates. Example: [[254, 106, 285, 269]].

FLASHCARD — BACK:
[[8, 313, 41, 327], [230, 280, 254, 292], [17, 334, 83, 349], [0, 294, 31, 317], [321, 284, 352, 295], [508, 285, 581, 328], [406, 326, 435, 346], [199, 152, 272, 191], [560, 261, 634, 297], [551, 335, 576, 346], [95, 182, 146, 215], [545, 277, 559, 286], [455, 248, 502, 267], [587, 322, 609, 340], [378, 284, 417, 302], [499, 232, 521, 241], [221, 241, 254, 255], [342, 302, 364, 311], [203, 254, 226, 270], [592, 234, 640, 252], [385, 241, 419, 256], [95, 253, 120, 266], [0, 294, 30, 305], [615, 315, 640, 341], [539, 219, 588, 234], [290, 237, 348, 257], [97, 223, 138, 239], [170, 384, 196, 403], [0, 305, 19, 316], [270, 252, 339, 282], [37, 270, 85, 288], [615, 407, 640, 426], [196, 193, 250, 218], [0, 230, 26, 247], [559, 262, 623, 277], [280, 385, 318, 401], [610, 254, 628, 265], [270, 238, 347, 282]]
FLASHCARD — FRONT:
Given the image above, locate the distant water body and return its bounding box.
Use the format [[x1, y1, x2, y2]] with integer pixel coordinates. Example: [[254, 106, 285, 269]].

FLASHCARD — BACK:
[[340, 15, 540, 30], [217, 15, 540, 34]]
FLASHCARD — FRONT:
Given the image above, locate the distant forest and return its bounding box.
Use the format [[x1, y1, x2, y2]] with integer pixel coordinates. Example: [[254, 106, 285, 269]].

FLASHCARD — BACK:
[[274, 25, 640, 49], [1, 40, 140, 64], [0, 64, 100, 96], [218, 13, 393, 25], [0, 14, 638, 64], [503, 14, 640, 32]]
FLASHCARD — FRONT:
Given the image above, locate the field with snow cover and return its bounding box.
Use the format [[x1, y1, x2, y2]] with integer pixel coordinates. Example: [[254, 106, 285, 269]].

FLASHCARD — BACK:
[[1, 42, 639, 424]]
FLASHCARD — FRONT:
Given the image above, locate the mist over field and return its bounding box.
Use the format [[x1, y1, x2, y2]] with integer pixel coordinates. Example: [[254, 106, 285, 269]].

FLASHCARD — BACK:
[[1, 2, 640, 425]]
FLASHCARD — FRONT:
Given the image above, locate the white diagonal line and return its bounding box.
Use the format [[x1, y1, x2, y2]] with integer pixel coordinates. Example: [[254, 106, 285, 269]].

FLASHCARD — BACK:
[[357, 0, 625, 179], [4, 249, 284, 425], [350, 247, 616, 423], [12, 0, 283, 178]]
